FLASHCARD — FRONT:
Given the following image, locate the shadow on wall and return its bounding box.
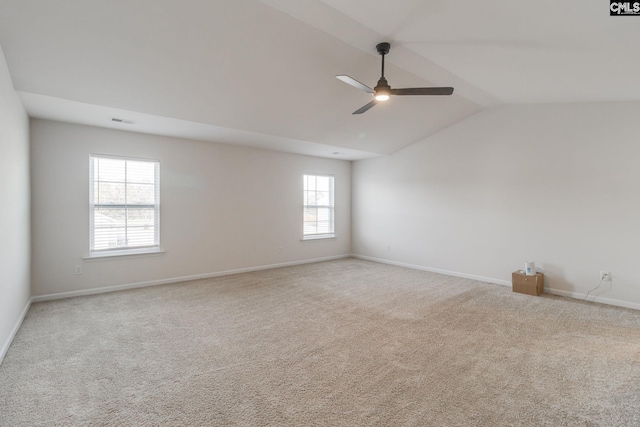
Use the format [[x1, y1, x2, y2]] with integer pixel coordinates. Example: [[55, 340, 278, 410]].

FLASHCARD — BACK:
[[541, 263, 569, 293]]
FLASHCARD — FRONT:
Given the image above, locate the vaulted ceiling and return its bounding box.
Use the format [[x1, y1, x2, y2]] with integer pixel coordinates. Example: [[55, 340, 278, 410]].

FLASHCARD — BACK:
[[0, 0, 637, 160]]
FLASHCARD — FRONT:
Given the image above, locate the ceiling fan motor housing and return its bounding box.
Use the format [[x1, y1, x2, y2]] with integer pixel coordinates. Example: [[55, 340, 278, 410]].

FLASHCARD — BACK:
[[374, 77, 391, 93]]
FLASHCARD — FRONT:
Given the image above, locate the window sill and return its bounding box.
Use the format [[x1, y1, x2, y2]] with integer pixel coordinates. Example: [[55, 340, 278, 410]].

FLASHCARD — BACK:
[[302, 235, 335, 241], [84, 247, 165, 261]]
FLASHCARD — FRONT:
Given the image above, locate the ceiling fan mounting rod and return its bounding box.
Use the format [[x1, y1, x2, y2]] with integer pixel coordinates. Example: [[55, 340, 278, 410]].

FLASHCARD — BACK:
[[373, 42, 392, 100], [376, 42, 390, 78]]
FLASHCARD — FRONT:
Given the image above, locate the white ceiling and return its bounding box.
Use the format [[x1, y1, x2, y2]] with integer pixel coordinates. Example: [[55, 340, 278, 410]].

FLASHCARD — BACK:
[[0, 0, 637, 159]]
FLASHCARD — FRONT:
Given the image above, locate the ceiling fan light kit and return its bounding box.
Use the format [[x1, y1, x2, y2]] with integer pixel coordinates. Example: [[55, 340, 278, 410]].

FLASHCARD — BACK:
[[337, 42, 454, 114], [374, 77, 391, 101]]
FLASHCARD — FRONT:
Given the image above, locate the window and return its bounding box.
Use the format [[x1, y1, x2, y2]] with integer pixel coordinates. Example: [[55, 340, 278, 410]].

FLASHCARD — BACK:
[[303, 174, 334, 239], [90, 155, 160, 255]]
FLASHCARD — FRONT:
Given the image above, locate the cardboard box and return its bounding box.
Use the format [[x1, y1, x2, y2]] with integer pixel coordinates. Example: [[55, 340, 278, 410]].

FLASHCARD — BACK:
[[512, 271, 544, 296]]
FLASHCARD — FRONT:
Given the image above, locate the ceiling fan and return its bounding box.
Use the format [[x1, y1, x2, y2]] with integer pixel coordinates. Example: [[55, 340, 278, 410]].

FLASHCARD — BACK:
[[337, 42, 454, 114]]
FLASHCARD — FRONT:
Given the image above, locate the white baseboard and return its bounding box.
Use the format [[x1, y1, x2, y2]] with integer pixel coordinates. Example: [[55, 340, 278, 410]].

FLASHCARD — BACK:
[[32, 254, 351, 302], [542, 287, 640, 311], [352, 254, 512, 287], [352, 254, 640, 311], [0, 297, 32, 366]]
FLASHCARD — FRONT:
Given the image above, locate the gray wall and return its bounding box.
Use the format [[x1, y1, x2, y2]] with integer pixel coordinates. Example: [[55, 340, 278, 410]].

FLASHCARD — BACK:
[[0, 45, 30, 362], [353, 102, 640, 309], [30, 119, 351, 297]]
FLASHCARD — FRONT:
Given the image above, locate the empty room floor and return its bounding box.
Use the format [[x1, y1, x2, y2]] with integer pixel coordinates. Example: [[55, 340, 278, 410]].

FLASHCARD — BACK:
[[1, 258, 639, 426]]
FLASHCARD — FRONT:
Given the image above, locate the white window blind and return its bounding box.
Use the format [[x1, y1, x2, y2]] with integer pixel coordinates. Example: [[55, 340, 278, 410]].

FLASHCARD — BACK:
[[90, 155, 160, 253], [303, 174, 334, 239]]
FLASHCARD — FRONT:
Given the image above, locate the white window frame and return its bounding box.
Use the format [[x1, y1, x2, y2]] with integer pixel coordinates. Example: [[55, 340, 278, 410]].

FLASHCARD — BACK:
[[303, 174, 335, 240], [88, 155, 161, 258]]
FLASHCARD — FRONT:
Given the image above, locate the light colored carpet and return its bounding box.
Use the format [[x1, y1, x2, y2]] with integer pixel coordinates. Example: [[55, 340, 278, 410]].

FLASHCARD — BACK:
[[1, 258, 640, 426]]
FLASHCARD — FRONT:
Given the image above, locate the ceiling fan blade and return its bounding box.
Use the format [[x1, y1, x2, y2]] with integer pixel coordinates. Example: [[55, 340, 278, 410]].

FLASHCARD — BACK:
[[352, 100, 377, 115], [336, 75, 375, 94], [391, 87, 454, 96]]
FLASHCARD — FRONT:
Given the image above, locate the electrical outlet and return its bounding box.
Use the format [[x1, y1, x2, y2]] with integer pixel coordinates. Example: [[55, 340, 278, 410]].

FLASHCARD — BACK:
[[600, 271, 611, 281], [75, 265, 82, 275]]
